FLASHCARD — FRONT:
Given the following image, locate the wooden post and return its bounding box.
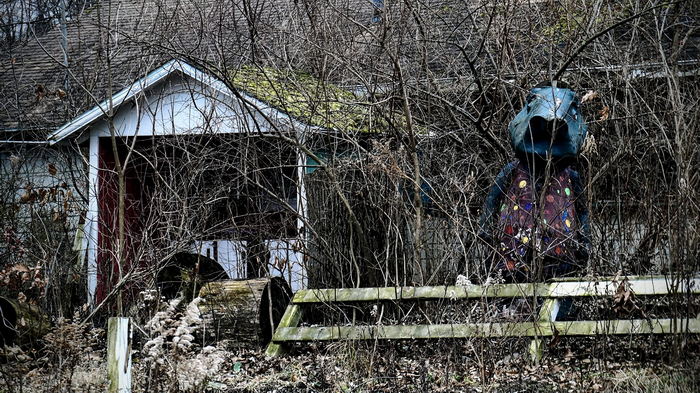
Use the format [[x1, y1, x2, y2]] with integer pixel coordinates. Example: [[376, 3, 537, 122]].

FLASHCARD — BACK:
[[86, 133, 99, 305], [265, 304, 303, 357], [529, 298, 559, 363], [107, 317, 132, 393]]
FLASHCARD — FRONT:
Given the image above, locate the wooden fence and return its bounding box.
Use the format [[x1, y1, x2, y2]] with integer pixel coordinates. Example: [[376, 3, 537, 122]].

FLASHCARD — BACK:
[[266, 276, 700, 360]]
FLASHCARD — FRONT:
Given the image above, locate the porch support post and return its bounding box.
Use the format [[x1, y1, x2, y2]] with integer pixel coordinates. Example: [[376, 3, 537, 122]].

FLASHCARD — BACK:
[[86, 134, 99, 305], [295, 127, 308, 289]]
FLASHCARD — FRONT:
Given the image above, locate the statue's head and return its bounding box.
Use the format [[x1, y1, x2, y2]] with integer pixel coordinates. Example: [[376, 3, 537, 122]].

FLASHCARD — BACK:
[[509, 82, 587, 159]]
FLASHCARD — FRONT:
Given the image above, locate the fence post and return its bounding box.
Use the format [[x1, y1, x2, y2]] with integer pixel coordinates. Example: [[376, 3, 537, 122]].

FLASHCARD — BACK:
[[529, 298, 559, 363], [107, 317, 132, 393]]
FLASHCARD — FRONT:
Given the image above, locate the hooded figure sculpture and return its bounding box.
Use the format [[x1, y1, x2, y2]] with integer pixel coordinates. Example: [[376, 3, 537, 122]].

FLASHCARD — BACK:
[[479, 82, 590, 283]]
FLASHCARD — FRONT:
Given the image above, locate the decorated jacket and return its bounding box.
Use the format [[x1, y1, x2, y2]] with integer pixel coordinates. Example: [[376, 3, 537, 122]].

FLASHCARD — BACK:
[[479, 159, 590, 277]]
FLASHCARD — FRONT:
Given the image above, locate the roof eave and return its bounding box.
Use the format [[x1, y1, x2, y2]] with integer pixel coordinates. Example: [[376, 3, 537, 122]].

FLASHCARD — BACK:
[[47, 59, 180, 145]]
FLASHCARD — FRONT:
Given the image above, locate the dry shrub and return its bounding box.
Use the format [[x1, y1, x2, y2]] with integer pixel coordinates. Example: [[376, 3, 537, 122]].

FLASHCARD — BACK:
[[136, 295, 233, 393], [0, 309, 106, 393]]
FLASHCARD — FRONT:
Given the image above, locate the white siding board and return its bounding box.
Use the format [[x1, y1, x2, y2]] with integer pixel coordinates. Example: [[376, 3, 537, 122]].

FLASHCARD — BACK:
[[0, 146, 85, 238], [192, 239, 248, 279]]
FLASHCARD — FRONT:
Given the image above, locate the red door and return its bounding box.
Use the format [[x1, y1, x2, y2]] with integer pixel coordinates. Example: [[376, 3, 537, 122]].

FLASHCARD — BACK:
[[96, 138, 144, 306]]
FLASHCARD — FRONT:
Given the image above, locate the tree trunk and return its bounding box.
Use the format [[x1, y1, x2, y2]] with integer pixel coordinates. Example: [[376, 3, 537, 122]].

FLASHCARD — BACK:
[[0, 296, 50, 346], [198, 277, 292, 349]]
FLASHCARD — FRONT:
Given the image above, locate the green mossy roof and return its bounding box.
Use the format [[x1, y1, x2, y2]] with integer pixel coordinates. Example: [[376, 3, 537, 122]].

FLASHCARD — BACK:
[[229, 67, 395, 133]]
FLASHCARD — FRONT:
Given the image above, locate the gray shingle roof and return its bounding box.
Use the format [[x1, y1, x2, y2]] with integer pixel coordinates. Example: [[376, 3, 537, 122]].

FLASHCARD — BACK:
[[1, 0, 697, 141], [0, 1, 170, 138]]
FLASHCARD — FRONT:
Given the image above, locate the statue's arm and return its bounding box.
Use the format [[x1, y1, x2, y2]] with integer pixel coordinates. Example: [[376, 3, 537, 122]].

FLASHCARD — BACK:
[[478, 161, 517, 242], [571, 169, 591, 258]]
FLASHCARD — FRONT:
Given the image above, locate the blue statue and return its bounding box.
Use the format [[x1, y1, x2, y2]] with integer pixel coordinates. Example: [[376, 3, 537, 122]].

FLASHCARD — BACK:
[[479, 82, 591, 284]]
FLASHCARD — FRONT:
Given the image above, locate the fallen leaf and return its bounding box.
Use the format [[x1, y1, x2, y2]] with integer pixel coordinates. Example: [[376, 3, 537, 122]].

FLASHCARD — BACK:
[[35, 85, 47, 101], [11, 264, 29, 273]]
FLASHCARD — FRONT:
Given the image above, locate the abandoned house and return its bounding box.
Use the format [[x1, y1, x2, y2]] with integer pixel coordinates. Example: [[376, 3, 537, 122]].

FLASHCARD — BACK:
[[1, 56, 327, 303], [0, 0, 401, 307]]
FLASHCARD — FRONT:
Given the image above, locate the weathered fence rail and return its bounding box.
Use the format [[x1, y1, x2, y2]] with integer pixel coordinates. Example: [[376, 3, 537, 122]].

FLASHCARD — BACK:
[[275, 318, 700, 341], [266, 276, 700, 358], [292, 277, 699, 302]]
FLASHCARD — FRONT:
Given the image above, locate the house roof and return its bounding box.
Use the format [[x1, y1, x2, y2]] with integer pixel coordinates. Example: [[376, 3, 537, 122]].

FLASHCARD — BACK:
[[46, 59, 330, 144], [0, 0, 387, 142], [46, 59, 404, 145], [0, 1, 174, 139], [1, 0, 698, 142]]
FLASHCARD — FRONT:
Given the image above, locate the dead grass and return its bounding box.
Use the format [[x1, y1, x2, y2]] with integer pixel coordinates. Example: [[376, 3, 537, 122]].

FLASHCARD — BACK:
[[3, 333, 699, 392], [607, 367, 699, 393]]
